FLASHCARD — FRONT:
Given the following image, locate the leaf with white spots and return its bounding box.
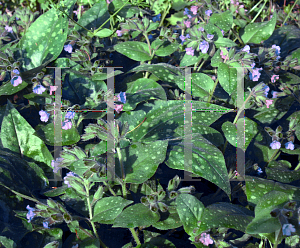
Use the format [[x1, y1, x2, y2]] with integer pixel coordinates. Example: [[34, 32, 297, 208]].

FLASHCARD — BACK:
[[180, 52, 207, 67], [253, 96, 294, 125], [209, 10, 233, 32], [241, 11, 277, 44], [218, 62, 237, 95], [176, 194, 205, 236], [92, 196, 133, 224], [245, 175, 300, 206], [152, 206, 182, 230], [113, 203, 160, 228], [166, 134, 231, 199], [222, 118, 258, 151], [114, 41, 152, 62], [0, 80, 28, 97], [124, 78, 167, 111], [0, 100, 53, 168], [198, 202, 254, 234], [246, 191, 291, 235], [266, 160, 300, 183], [17, 0, 76, 70], [188, 73, 215, 100], [214, 38, 237, 49], [115, 140, 168, 184], [120, 100, 232, 142]]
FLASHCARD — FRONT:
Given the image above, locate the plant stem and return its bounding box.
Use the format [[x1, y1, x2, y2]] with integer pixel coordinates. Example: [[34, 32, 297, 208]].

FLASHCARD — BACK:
[[248, 0, 265, 13], [129, 227, 141, 246], [250, 0, 268, 23], [102, 181, 117, 196], [159, 2, 171, 28], [196, 59, 206, 72], [207, 77, 219, 103], [282, 0, 299, 26], [116, 147, 125, 180]]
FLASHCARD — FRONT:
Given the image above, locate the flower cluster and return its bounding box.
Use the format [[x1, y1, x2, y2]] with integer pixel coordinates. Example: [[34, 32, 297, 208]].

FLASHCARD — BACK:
[[249, 63, 263, 81], [114, 91, 126, 113]]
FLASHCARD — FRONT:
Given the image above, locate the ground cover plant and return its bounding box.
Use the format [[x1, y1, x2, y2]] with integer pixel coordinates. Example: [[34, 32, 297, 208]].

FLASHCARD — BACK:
[[1, 0, 300, 247]]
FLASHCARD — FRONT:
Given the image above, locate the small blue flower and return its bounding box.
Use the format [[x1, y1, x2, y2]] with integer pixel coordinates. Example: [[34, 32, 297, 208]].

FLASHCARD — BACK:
[[152, 14, 161, 22], [199, 40, 209, 54], [285, 141, 295, 150], [63, 172, 79, 188], [13, 69, 20, 74], [65, 111, 75, 120], [64, 44, 73, 53], [270, 140, 281, 149], [282, 224, 296, 236], [184, 8, 190, 16], [205, 10, 212, 16], [242, 45, 250, 53], [33, 84, 46, 94], [26, 205, 36, 223], [39, 110, 50, 122], [257, 167, 263, 174], [5, 25, 13, 33], [43, 221, 50, 229], [207, 34, 214, 40], [148, 34, 153, 40], [51, 157, 64, 173], [118, 91, 126, 104]]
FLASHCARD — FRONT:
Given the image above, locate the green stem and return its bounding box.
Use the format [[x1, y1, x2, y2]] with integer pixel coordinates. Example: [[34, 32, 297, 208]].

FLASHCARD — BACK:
[[232, 91, 253, 124], [207, 77, 219, 103], [196, 59, 206, 72], [83, 182, 108, 248], [78, 4, 82, 20], [282, 0, 299, 26], [248, 0, 265, 13], [116, 147, 125, 180], [102, 181, 117, 196], [93, 0, 130, 35], [129, 227, 141, 246], [230, 28, 244, 46], [159, 3, 171, 28], [250, 0, 268, 23]]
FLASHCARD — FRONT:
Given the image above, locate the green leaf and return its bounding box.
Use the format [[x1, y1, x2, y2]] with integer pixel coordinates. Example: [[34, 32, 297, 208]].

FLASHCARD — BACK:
[[278, 72, 300, 85], [209, 10, 233, 32], [0, 236, 17, 248], [246, 191, 291, 235], [113, 203, 160, 228], [43, 241, 59, 248], [115, 140, 168, 184], [92, 196, 133, 223], [0, 100, 53, 167], [17, 1, 76, 70], [189, 73, 215, 100], [114, 41, 152, 61], [176, 194, 205, 236], [43, 185, 69, 197], [266, 160, 300, 183], [218, 62, 237, 95], [150, 39, 179, 57], [214, 38, 237, 48], [74, 0, 110, 35], [124, 78, 167, 111], [180, 52, 208, 67], [0, 80, 28, 96], [222, 118, 258, 150], [241, 11, 277, 44], [94, 28, 113, 38], [152, 206, 182, 230]]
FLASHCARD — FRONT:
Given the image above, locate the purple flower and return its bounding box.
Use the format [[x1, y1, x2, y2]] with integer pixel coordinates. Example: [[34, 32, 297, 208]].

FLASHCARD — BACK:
[[242, 45, 250, 53], [270, 140, 281, 149], [221, 29, 225, 36], [43, 221, 50, 229], [257, 167, 263, 174], [198, 27, 204, 32], [262, 85, 270, 97], [271, 91, 278, 98], [51, 157, 64, 173], [64, 44, 73, 53], [199, 233, 214, 246], [271, 75, 279, 83], [185, 47, 194, 56], [65, 111, 75, 119], [184, 20, 191, 28], [5, 25, 13, 33], [282, 224, 296, 236], [116, 30, 123, 36], [199, 40, 209, 54], [11, 76, 22, 87], [251, 62, 256, 69], [62, 120, 72, 130], [285, 141, 295, 150], [152, 13, 161, 22], [180, 34, 190, 45], [205, 10, 212, 16], [190, 6, 198, 15], [183, 8, 190, 16], [64, 172, 78, 188], [39, 110, 50, 122], [249, 67, 262, 81], [33, 84, 46, 94], [26, 205, 36, 223], [207, 34, 214, 40], [272, 45, 281, 56], [117, 91, 126, 104]]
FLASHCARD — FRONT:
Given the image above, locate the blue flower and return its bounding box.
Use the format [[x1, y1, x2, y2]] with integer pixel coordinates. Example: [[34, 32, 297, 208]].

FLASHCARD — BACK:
[[152, 14, 161, 22], [199, 40, 209, 54], [65, 111, 75, 119], [148, 34, 153, 40], [242, 45, 250, 53], [249, 67, 263, 81], [207, 34, 214, 40], [39, 110, 50, 122], [64, 172, 79, 188], [205, 10, 212, 16], [270, 140, 281, 149], [118, 91, 126, 104], [285, 141, 295, 150], [13, 69, 20, 74], [51, 157, 64, 173], [64, 44, 73, 53], [33, 85, 46, 94], [43, 221, 50, 229], [282, 224, 296, 236], [26, 205, 36, 223], [257, 167, 263, 174]]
